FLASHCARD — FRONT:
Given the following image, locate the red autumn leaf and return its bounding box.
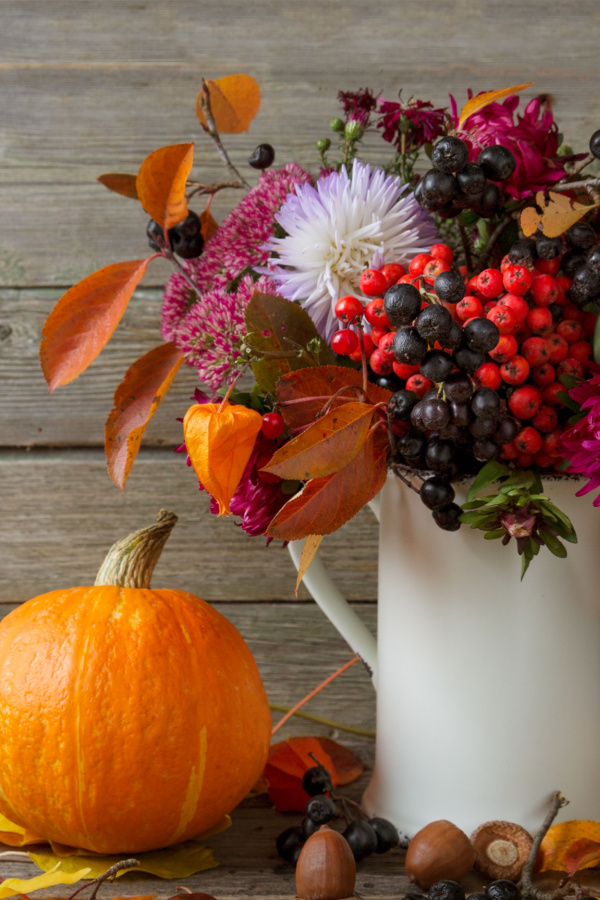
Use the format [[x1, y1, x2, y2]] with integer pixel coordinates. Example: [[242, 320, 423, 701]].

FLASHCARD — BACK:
[[537, 819, 600, 873], [267, 426, 389, 540], [105, 342, 184, 489], [136, 143, 194, 233], [196, 74, 261, 134], [263, 401, 376, 480], [277, 366, 392, 430], [562, 838, 600, 876], [40, 258, 153, 392], [97, 173, 139, 199], [264, 737, 363, 812]]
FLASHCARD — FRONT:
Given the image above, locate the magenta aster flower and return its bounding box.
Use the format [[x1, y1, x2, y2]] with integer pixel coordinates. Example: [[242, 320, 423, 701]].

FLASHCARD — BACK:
[[560, 374, 600, 506], [161, 163, 313, 343], [377, 95, 448, 151], [450, 92, 567, 200], [338, 87, 378, 129]]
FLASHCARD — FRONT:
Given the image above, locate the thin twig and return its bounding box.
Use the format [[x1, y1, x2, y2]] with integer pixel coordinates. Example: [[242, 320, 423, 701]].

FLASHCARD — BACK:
[[389, 460, 423, 494], [271, 656, 360, 736], [521, 792, 577, 900], [67, 859, 139, 900], [199, 80, 250, 187], [268, 702, 376, 737], [549, 176, 600, 194], [477, 216, 514, 269], [458, 221, 474, 278], [186, 180, 246, 200]]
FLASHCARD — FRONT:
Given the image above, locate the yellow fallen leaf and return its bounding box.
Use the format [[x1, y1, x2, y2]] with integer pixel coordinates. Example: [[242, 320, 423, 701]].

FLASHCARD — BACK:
[[537, 819, 600, 872], [458, 82, 534, 129], [0, 813, 46, 846], [29, 840, 219, 880], [521, 190, 596, 238], [0, 862, 91, 898]]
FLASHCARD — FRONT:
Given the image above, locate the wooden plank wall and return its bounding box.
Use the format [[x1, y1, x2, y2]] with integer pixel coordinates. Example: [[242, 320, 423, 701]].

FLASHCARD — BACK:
[[2, 0, 600, 740]]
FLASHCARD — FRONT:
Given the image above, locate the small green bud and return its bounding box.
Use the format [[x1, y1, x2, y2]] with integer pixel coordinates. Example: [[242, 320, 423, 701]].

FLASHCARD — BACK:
[[330, 117, 345, 133], [344, 120, 364, 141], [556, 143, 574, 158], [317, 137, 331, 153]]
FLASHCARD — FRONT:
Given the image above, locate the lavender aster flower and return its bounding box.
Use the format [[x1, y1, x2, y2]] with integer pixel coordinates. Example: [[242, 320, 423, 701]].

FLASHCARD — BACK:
[[560, 374, 600, 506], [261, 160, 437, 341]]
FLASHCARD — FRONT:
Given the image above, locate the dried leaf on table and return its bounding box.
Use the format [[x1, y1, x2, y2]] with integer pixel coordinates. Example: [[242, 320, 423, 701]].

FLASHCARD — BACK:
[[196, 74, 261, 134], [0, 813, 46, 847], [537, 819, 600, 873], [29, 841, 218, 880], [264, 736, 364, 812], [0, 862, 91, 898]]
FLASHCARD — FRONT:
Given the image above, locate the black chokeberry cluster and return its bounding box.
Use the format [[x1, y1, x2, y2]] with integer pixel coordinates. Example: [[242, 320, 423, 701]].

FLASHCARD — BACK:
[[275, 761, 400, 864], [427, 879, 522, 900], [146, 210, 205, 259], [415, 136, 516, 220], [387, 275, 521, 532], [561, 221, 600, 308]]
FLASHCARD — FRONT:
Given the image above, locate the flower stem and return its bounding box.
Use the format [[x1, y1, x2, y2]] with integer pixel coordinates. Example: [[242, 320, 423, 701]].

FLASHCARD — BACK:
[[459, 221, 474, 278], [271, 656, 360, 736], [268, 703, 375, 738]]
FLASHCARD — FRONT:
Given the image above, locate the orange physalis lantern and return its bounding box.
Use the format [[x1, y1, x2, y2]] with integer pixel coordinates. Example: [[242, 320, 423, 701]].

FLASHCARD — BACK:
[[183, 401, 263, 515]]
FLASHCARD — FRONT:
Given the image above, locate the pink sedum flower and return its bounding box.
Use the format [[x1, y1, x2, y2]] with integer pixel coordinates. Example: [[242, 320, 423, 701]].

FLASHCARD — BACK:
[[560, 374, 600, 506], [450, 93, 567, 200]]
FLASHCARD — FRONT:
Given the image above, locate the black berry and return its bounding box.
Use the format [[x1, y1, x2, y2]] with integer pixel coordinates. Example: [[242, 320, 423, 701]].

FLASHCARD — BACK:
[[305, 794, 337, 825], [471, 181, 504, 218], [420, 476, 455, 510], [434, 270, 466, 304], [169, 211, 205, 259], [432, 503, 462, 531], [444, 373, 473, 402], [369, 817, 400, 853], [276, 825, 305, 863], [393, 326, 428, 365], [425, 439, 456, 472], [343, 819, 378, 862], [565, 221, 596, 250], [590, 129, 600, 159], [536, 234, 563, 259], [428, 881, 466, 900], [248, 143, 275, 170], [471, 387, 501, 419], [301, 764, 332, 797], [420, 397, 451, 430], [586, 244, 600, 275], [432, 136, 469, 174], [398, 431, 426, 459], [484, 881, 522, 900], [560, 247, 587, 277], [440, 319, 463, 351], [473, 438, 500, 460], [416, 305, 454, 342], [420, 350, 454, 383], [456, 162, 486, 197], [463, 317, 500, 353], [508, 237, 538, 266], [389, 390, 420, 421], [453, 344, 486, 373], [384, 283, 423, 326], [477, 145, 517, 182], [421, 169, 458, 206]]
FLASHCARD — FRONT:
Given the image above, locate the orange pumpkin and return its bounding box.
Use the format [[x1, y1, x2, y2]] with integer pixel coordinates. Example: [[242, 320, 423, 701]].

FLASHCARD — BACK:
[[0, 511, 271, 854]]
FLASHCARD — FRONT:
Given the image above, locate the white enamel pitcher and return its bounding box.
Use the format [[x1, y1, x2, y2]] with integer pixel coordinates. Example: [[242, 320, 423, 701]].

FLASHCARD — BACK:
[[289, 474, 600, 836]]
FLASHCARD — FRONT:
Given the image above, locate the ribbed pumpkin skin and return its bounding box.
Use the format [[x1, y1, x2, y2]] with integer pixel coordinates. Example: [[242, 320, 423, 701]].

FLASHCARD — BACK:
[[0, 585, 271, 854]]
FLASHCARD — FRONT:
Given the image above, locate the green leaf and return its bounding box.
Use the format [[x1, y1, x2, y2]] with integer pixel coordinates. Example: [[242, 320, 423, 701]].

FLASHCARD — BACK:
[[594, 311, 600, 364], [460, 510, 493, 525], [521, 553, 532, 580], [245, 292, 335, 393], [461, 499, 487, 509], [559, 373, 580, 390], [539, 529, 568, 558], [484, 528, 506, 540], [538, 499, 576, 533], [467, 460, 509, 502]]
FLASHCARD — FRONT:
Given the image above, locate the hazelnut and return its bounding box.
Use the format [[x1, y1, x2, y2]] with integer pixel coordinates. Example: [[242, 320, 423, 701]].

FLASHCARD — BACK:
[[295, 824, 356, 900], [405, 819, 475, 889], [470, 820, 533, 881]]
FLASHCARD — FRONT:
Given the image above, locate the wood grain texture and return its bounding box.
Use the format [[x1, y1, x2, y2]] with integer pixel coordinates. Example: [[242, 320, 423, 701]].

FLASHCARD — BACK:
[[0, 449, 378, 603]]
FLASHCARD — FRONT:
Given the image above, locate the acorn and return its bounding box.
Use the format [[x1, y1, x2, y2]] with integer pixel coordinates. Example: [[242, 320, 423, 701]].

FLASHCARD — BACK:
[[404, 819, 475, 889], [295, 824, 356, 900], [470, 821, 533, 881]]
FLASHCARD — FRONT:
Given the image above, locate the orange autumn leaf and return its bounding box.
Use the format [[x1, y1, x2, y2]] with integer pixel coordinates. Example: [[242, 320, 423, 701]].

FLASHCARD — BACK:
[[136, 143, 194, 233], [40, 258, 153, 392], [196, 74, 261, 134], [200, 207, 219, 240], [458, 82, 535, 129], [264, 737, 364, 812], [277, 366, 392, 430], [521, 190, 596, 239], [263, 401, 376, 481], [267, 426, 389, 541], [105, 342, 184, 489], [183, 401, 263, 515], [97, 173, 139, 199], [295, 534, 323, 596], [537, 820, 600, 873]]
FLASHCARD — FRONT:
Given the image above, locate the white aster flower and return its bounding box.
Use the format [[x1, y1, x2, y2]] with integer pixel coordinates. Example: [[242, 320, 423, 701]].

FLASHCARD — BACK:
[[260, 160, 438, 341]]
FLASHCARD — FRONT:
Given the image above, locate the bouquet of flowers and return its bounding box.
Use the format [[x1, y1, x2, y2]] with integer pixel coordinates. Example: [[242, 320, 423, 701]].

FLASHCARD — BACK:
[[39, 75, 600, 578]]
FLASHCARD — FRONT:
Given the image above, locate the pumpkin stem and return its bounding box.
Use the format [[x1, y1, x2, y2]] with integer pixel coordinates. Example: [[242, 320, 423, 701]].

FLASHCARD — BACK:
[[95, 510, 178, 588]]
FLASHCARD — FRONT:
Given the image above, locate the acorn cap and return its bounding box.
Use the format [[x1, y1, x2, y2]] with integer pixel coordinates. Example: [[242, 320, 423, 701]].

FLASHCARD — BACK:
[[470, 820, 533, 881]]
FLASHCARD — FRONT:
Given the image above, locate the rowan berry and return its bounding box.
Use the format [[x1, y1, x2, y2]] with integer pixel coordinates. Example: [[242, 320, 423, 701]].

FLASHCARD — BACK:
[[331, 328, 359, 356], [521, 336, 550, 367], [531, 275, 560, 307], [508, 385, 542, 419], [430, 243, 454, 264], [360, 268, 388, 297], [378, 332, 396, 359], [349, 332, 375, 362], [369, 348, 393, 375], [405, 373, 433, 398], [488, 334, 518, 363], [364, 298, 391, 328], [530, 363, 556, 388], [500, 254, 512, 273], [261, 412, 286, 439], [503, 265, 533, 295], [516, 452, 534, 467], [380, 263, 406, 287], [533, 451, 555, 468], [534, 257, 561, 276], [526, 307, 553, 335], [487, 304, 516, 334], [456, 295, 483, 320], [500, 355, 530, 385], [556, 320, 583, 344], [408, 254, 433, 277], [515, 426, 543, 455], [556, 275, 572, 294], [497, 293, 529, 323], [423, 258, 451, 278], [570, 340, 593, 362], [474, 362, 502, 390], [477, 267, 504, 299], [335, 295, 364, 324], [466, 275, 481, 295], [483, 299, 498, 315], [542, 382, 566, 408], [546, 333, 569, 364], [501, 441, 519, 460], [533, 405, 559, 433], [370, 325, 389, 347], [557, 358, 584, 379], [393, 361, 420, 379], [543, 430, 563, 457]]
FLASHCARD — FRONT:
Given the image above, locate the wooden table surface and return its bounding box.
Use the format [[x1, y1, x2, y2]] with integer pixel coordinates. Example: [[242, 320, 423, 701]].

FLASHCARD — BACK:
[[2, 2, 600, 896]]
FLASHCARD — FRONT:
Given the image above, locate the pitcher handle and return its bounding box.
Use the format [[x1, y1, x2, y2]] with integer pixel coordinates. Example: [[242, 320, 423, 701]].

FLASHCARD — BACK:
[[287, 498, 380, 686]]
